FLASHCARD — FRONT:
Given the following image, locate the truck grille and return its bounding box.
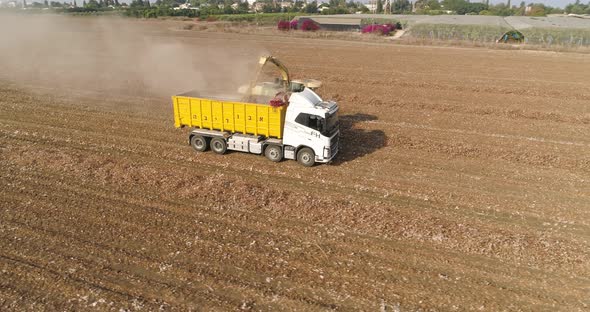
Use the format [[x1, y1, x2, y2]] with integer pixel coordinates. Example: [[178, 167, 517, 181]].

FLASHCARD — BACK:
[[330, 133, 339, 156]]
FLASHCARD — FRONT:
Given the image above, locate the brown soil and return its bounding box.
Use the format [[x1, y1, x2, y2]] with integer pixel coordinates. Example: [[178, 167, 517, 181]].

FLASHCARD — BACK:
[[1, 18, 589, 311]]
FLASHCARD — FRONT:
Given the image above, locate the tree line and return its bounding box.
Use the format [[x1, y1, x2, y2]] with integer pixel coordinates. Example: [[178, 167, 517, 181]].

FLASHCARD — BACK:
[[7, 0, 589, 18]]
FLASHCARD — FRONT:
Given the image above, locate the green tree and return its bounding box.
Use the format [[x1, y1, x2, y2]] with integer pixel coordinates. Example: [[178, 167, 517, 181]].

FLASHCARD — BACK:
[[85, 0, 98, 8], [304, 1, 318, 13], [441, 0, 465, 12], [130, 0, 144, 7], [223, 0, 233, 14], [515, 1, 525, 15], [426, 0, 440, 10], [526, 3, 547, 16], [414, 0, 426, 10], [262, 3, 274, 12], [485, 3, 513, 15], [393, 0, 411, 12], [466, 2, 487, 14], [565, 0, 590, 14], [237, 0, 249, 13], [292, 0, 304, 12], [376, 0, 383, 13], [441, 0, 487, 14]]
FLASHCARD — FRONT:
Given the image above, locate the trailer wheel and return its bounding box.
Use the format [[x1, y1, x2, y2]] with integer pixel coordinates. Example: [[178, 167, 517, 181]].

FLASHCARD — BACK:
[[210, 137, 227, 154], [297, 147, 315, 167], [190, 135, 208, 152], [265, 145, 283, 162]]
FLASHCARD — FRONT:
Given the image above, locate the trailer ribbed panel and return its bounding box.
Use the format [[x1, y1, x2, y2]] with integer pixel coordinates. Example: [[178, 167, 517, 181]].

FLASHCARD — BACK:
[[172, 96, 286, 139]]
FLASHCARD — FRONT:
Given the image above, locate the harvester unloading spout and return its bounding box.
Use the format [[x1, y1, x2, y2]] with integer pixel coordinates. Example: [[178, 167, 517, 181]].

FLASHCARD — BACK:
[[258, 56, 322, 91], [239, 56, 323, 101], [258, 56, 291, 87]]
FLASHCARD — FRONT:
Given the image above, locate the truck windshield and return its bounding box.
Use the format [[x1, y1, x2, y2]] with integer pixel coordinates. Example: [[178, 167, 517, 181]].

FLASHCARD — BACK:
[[322, 113, 339, 137], [295, 113, 338, 136]]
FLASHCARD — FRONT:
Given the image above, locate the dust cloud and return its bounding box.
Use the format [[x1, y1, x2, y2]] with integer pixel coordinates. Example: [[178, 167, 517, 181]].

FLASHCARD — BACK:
[[0, 14, 267, 99]]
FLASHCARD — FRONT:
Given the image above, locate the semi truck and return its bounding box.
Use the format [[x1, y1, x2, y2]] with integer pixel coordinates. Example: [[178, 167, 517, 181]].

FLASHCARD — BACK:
[[172, 56, 340, 167]]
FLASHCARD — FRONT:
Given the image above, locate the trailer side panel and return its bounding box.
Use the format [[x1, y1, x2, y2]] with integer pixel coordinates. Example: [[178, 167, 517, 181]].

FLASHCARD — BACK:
[[173, 96, 286, 138]]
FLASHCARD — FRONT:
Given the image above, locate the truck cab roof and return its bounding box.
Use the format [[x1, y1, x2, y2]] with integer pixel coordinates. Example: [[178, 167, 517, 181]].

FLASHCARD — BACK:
[[289, 88, 338, 115]]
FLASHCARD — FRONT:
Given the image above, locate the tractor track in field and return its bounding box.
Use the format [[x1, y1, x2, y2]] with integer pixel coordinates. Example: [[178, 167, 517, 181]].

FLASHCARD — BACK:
[[1, 17, 589, 311]]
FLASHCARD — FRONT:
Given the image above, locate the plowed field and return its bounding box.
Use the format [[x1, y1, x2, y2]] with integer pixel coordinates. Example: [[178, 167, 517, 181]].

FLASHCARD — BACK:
[[1, 18, 589, 311]]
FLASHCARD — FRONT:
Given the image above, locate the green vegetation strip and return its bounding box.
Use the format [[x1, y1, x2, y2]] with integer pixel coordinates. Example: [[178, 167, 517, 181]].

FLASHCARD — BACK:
[[522, 27, 590, 46], [215, 13, 309, 24], [408, 23, 590, 46], [408, 23, 510, 42]]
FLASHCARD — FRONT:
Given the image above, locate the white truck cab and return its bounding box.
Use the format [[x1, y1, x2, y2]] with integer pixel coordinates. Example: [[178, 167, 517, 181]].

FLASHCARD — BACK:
[[283, 88, 339, 165]]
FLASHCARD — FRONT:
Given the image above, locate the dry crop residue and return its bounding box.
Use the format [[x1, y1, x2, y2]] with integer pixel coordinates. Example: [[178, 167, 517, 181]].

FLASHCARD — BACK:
[[1, 18, 589, 311]]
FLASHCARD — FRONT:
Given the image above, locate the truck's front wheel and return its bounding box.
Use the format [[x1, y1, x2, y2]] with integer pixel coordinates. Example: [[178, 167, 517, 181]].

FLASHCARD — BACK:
[[210, 137, 227, 154], [265, 145, 283, 162], [190, 135, 208, 152], [297, 148, 315, 167]]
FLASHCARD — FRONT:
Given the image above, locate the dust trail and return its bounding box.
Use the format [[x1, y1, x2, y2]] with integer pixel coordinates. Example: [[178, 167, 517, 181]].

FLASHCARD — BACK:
[[0, 14, 267, 100]]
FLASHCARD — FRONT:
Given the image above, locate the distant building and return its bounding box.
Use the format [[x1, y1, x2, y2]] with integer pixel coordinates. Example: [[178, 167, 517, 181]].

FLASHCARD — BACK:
[[174, 3, 198, 10], [364, 3, 378, 13]]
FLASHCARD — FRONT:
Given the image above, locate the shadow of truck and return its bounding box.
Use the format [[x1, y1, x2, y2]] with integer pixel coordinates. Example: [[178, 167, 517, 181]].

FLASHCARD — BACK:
[[332, 113, 387, 165]]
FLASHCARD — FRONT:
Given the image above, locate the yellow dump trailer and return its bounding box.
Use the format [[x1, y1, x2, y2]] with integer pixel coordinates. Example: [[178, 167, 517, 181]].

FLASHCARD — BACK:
[[172, 94, 287, 139]]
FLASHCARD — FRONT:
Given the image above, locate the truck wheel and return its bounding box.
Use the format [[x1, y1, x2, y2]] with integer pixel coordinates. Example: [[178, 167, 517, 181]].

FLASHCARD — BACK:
[[190, 135, 208, 152], [297, 147, 315, 167], [265, 145, 283, 162], [210, 137, 227, 154]]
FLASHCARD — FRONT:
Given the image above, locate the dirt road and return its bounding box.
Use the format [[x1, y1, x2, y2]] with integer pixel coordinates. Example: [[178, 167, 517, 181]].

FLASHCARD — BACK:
[[1, 18, 589, 311]]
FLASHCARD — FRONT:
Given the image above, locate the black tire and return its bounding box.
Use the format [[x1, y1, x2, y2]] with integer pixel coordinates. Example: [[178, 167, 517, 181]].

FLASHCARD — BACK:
[[190, 135, 208, 152], [210, 137, 227, 154], [297, 147, 315, 167], [265, 145, 283, 162]]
